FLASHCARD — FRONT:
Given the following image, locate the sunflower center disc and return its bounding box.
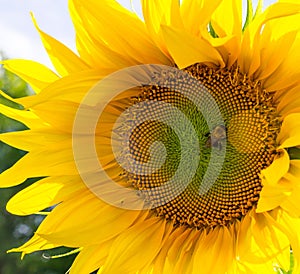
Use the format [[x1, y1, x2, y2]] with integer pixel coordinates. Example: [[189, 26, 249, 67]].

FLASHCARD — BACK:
[[120, 63, 281, 229]]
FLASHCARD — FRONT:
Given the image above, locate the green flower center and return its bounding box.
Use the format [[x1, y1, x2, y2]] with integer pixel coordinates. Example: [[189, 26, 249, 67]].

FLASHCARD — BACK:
[[121, 63, 281, 229]]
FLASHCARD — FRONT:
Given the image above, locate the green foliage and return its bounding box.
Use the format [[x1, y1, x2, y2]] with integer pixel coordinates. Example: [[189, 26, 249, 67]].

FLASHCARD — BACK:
[[288, 147, 300, 160], [243, 0, 253, 31], [0, 68, 34, 98]]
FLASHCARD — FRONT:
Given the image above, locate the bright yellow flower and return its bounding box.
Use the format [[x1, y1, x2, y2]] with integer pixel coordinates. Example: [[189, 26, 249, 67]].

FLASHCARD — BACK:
[[1, 0, 300, 273]]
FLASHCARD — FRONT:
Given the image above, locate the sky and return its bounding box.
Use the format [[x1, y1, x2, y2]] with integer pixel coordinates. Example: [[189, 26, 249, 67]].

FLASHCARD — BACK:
[[0, 0, 277, 68]]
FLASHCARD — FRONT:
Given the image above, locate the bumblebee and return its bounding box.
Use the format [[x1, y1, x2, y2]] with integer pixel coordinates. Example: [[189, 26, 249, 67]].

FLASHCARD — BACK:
[[205, 125, 226, 150]]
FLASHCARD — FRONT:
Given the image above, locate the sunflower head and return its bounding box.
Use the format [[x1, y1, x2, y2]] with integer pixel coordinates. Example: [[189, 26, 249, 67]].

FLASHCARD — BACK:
[[1, 0, 300, 273]]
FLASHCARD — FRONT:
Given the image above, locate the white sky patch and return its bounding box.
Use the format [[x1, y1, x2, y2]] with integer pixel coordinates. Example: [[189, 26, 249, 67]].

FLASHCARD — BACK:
[[0, 0, 277, 69], [0, 0, 75, 67]]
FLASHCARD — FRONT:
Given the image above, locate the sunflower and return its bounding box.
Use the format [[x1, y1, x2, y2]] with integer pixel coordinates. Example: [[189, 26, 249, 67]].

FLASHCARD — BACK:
[[1, 0, 300, 273]]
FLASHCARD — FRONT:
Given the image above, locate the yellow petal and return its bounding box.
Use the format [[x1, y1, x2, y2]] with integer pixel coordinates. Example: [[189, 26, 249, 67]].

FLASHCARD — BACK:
[[261, 149, 290, 185], [141, 0, 182, 56], [142, 0, 182, 34], [101, 217, 166, 274], [30, 99, 120, 134], [281, 190, 300, 217], [16, 70, 105, 108], [191, 226, 234, 273], [264, 209, 300, 273], [211, 0, 242, 37], [0, 130, 68, 151], [161, 25, 225, 69], [152, 226, 192, 273], [71, 0, 170, 65], [239, 2, 300, 75], [256, 181, 292, 213], [6, 176, 84, 215], [264, 35, 300, 91], [8, 233, 60, 258], [69, 241, 113, 274], [258, 159, 300, 214], [0, 90, 19, 103], [255, 30, 297, 80], [1, 59, 59, 93], [37, 191, 141, 247], [280, 164, 300, 216], [237, 213, 262, 263], [257, 9, 300, 87], [276, 85, 300, 117], [201, 32, 241, 67], [280, 0, 300, 3], [69, 0, 132, 70], [0, 104, 45, 130], [0, 143, 77, 187], [31, 13, 90, 76], [288, 160, 300, 177], [167, 228, 198, 274], [252, 10, 300, 81], [255, 211, 290, 271], [180, 0, 223, 36], [237, 210, 290, 271], [31, 100, 78, 132], [277, 113, 300, 148]]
